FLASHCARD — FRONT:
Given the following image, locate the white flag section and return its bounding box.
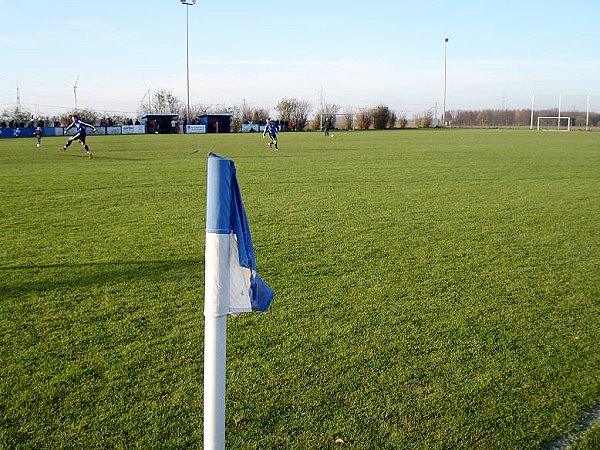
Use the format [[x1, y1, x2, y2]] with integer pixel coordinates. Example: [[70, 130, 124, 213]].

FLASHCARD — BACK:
[[204, 153, 274, 450]]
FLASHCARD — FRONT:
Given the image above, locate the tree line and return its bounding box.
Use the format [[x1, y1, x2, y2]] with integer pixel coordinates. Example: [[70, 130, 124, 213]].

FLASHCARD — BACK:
[[3, 87, 600, 131], [0, 106, 137, 129]]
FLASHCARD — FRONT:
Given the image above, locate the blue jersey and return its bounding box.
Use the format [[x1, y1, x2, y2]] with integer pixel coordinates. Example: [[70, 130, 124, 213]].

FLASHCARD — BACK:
[[265, 121, 277, 136], [67, 119, 93, 135]]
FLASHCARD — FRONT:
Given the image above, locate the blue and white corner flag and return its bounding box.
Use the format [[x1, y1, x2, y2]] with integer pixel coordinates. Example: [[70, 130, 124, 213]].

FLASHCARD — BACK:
[[205, 153, 275, 316], [204, 153, 274, 450]]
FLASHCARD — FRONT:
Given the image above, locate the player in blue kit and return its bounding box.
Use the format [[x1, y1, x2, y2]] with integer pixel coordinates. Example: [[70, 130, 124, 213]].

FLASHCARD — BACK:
[[33, 127, 42, 147], [60, 114, 96, 159], [262, 118, 279, 150]]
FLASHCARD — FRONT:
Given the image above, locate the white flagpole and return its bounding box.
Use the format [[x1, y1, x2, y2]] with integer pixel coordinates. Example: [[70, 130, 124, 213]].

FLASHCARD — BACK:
[[204, 157, 231, 450], [204, 236, 228, 450], [203, 313, 227, 450], [203, 154, 275, 449]]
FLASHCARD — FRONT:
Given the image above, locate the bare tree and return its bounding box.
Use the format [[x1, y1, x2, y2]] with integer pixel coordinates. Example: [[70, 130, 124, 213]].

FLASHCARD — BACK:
[[226, 105, 242, 132], [240, 101, 251, 124], [292, 99, 311, 131], [355, 108, 372, 130], [251, 108, 270, 124], [1, 106, 32, 126], [187, 103, 210, 123], [59, 108, 100, 126], [339, 111, 354, 130], [397, 113, 408, 129], [414, 110, 433, 128], [138, 88, 182, 115]]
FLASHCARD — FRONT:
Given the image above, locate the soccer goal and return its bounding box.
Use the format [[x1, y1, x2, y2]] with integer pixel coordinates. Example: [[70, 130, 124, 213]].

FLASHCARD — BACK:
[[537, 116, 571, 131], [320, 113, 355, 131]]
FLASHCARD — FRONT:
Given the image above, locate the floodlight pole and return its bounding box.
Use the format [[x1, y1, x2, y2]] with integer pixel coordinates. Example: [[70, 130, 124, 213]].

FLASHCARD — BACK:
[[186, 4, 190, 127], [442, 37, 449, 126], [558, 94, 562, 129], [530, 94, 535, 130], [586, 94, 590, 131], [181, 0, 195, 131]]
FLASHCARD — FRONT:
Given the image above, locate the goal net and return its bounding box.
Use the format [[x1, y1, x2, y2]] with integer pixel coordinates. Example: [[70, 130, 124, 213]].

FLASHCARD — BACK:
[[537, 116, 571, 131], [320, 113, 355, 131]]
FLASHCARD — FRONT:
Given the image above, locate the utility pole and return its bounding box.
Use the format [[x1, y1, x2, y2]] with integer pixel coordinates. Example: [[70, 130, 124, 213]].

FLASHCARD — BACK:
[[180, 0, 196, 129], [16, 81, 21, 111], [442, 38, 449, 126]]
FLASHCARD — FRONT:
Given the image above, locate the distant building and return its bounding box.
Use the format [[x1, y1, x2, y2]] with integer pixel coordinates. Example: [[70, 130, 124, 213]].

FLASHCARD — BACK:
[[198, 113, 232, 133], [139, 113, 179, 134]]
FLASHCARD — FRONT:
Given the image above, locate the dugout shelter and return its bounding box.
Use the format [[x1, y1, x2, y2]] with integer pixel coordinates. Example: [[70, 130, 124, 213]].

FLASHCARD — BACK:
[[140, 113, 179, 134], [198, 113, 232, 133]]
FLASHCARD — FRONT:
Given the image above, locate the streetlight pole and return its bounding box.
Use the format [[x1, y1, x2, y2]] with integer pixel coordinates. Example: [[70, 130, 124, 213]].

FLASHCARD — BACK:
[[181, 0, 196, 130], [443, 37, 448, 126]]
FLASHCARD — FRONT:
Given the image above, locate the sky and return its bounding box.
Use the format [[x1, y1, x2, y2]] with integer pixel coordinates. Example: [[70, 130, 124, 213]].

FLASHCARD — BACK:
[[1, 0, 600, 118]]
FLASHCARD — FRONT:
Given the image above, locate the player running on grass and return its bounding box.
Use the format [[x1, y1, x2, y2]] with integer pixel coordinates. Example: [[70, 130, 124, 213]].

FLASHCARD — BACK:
[[60, 114, 96, 159], [262, 118, 279, 150], [33, 126, 42, 147]]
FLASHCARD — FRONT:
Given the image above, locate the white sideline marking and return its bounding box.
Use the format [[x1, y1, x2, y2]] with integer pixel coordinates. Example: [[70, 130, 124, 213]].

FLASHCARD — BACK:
[[544, 404, 600, 449]]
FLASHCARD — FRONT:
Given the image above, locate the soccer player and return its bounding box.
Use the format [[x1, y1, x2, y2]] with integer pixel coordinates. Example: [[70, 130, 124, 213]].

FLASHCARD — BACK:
[[60, 114, 96, 159], [33, 126, 42, 147], [262, 118, 278, 150], [323, 117, 332, 137]]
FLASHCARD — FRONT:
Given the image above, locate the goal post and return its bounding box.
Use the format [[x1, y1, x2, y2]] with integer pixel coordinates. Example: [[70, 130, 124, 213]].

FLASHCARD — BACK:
[[537, 116, 571, 131], [320, 113, 355, 131], [530, 93, 600, 130]]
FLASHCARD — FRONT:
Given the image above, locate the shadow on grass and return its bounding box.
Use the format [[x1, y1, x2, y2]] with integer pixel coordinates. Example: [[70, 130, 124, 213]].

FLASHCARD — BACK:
[[0, 259, 203, 299], [55, 153, 145, 161]]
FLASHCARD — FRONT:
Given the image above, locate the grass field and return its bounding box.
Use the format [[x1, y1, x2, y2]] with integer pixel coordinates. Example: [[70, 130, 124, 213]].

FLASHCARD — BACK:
[[1, 129, 599, 449]]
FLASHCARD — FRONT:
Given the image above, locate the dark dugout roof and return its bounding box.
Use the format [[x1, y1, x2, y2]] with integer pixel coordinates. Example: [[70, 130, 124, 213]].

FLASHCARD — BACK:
[[140, 113, 179, 119]]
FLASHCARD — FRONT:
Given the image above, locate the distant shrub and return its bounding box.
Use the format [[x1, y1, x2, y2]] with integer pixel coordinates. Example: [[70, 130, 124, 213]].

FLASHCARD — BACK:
[[397, 114, 408, 129], [355, 108, 373, 130], [414, 110, 433, 128]]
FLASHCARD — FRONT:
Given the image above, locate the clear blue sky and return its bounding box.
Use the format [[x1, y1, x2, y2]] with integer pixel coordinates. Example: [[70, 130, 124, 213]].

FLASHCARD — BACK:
[[1, 0, 599, 118]]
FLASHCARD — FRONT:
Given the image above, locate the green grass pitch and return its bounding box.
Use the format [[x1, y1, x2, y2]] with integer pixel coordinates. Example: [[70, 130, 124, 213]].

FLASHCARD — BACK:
[[1, 129, 599, 449]]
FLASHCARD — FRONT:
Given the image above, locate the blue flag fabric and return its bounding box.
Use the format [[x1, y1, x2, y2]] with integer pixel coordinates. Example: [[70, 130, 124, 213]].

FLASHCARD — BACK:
[[205, 153, 274, 314]]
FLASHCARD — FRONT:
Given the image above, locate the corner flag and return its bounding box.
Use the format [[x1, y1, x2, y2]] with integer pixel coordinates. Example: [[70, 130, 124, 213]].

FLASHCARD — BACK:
[[205, 153, 275, 315], [204, 153, 274, 450]]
